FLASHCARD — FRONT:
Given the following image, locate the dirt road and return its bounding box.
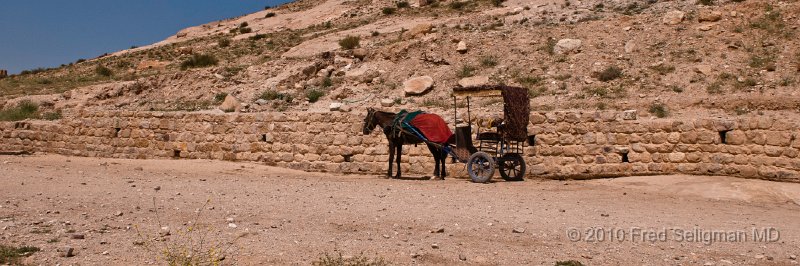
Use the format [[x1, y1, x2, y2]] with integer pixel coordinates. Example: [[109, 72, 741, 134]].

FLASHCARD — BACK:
[[1, 154, 799, 265]]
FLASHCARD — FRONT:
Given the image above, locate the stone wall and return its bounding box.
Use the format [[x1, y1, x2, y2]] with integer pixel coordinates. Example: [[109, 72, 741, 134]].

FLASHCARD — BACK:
[[1, 110, 799, 182]]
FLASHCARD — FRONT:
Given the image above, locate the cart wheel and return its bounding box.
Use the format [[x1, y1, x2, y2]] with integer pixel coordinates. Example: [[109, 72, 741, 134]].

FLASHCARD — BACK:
[[499, 154, 526, 181], [467, 152, 495, 183]]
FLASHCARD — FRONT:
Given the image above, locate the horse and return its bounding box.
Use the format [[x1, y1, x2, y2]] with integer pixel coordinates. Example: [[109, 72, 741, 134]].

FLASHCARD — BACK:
[[362, 108, 449, 179]]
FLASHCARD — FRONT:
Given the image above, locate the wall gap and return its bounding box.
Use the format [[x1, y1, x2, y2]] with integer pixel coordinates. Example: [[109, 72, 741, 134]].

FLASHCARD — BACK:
[[172, 150, 181, 158], [527, 135, 536, 146], [719, 130, 730, 144], [621, 152, 629, 163], [114, 128, 121, 137], [261, 134, 267, 142], [343, 155, 353, 162]]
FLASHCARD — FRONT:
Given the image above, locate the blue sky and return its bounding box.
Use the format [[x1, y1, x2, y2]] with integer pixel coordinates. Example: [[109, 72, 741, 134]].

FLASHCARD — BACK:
[[0, 1, 290, 74]]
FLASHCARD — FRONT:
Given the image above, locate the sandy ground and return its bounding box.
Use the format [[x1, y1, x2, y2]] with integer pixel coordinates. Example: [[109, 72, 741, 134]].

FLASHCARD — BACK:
[[1, 154, 800, 265]]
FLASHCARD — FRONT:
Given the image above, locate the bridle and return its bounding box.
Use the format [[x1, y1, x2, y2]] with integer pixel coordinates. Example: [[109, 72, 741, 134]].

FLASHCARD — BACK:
[[363, 108, 376, 134]]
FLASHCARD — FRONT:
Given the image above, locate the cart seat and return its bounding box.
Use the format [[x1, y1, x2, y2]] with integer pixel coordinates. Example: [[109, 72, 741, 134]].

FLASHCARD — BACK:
[[477, 132, 501, 141]]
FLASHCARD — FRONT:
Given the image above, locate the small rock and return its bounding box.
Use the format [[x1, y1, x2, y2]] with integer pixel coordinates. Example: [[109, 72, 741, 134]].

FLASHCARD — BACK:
[[624, 40, 637, 53], [228, 223, 237, 228], [662, 10, 685, 25], [71, 234, 85, 239], [698, 10, 723, 22], [720, 259, 733, 264], [697, 24, 715, 31], [554, 39, 582, 55], [459, 254, 467, 261], [755, 254, 765, 259], [411, 253, 421, 259], [114, 211, 123, 217], [352, 48, 368, 60], [59, 247, 75, 257], [431, 228, 445, 233], [382, 234, 390, 239], [255, 99, 268, 105], [456, 41, 468, 53], [431, 243, 439, 249], [704, 262, 715, 266], [790, 255, 797, 260], [134, 166, 143, 171], [102, 250, 109, 255], [380, 98, 394, 107], [329, 102, 343, 111], [512, 228, 525, 233], [153, 186, 161, 191], [622, 110, 637, 120]]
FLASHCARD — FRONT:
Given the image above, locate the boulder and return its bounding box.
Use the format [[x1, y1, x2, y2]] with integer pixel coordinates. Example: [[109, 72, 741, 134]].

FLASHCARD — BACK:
[[693, 64, 713, 75], [554, 39, 582, 55], [662, 11, 685, 25], [458, 75, 489, 87], [403, 76, 434, 95], [456, 41, 468, 53], [408, 23, 433, 38], [698, 10, 722, 22], [219, 95, 241, 112], [352, 48, 368, 60]]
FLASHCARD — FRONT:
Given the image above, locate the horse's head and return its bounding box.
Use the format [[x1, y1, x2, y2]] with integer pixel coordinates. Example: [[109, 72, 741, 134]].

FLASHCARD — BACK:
[[362, 108, 377, 135]]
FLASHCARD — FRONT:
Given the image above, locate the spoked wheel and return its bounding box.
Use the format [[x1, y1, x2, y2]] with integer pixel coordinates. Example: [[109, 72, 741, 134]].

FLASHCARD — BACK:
[[467, 152, 495, 183], [499, 154, 526, 181]]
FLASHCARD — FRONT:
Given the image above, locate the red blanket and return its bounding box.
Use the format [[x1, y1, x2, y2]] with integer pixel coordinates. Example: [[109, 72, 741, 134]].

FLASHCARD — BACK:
[[410, 113, 453, 144]]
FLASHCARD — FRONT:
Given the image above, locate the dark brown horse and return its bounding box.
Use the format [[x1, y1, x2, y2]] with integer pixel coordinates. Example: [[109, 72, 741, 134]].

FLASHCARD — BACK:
[[362, 108, 448, 179]]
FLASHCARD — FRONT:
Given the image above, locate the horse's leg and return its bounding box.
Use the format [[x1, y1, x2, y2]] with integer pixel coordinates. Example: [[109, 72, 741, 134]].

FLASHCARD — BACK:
[[427, 144, 440, 178], [387, 141, 395, 178], [440, 147, 447, 179], [395, 144, 403, 179]]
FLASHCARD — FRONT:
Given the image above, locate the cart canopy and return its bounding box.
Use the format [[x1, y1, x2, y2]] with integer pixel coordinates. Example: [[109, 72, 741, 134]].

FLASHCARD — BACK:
[[453, 85, 530, 142]]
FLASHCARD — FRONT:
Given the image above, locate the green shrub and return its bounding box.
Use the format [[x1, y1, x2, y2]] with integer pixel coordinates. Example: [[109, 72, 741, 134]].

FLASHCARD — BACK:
[[697, 0, 714, 5], [218, 38, 231, 48], [649, 103, 669, 118], [371, 31, 380, 36], [457, 65, 476, 78], [555, 261, 585, 266], [95, 65, 113, 77], [648, 64, 675, 75], [491, 0, 505, 7], [306, 89, 325, 103], [449, 1, 468, 9], [0, 100, 39, 121], [42, 111, 62, 120], [250, 34, 268, 41], [0, 245, 40, 264], [214, 92, 228, 103], [480, 56, 498, 67], [322, 77, 333, 88], [265, 12, 276, 18], [396, 1, 410, 8], [382, 7, 396, 15], [338, 35, 361, 50], [515, 75, 544, 87], [706, 81, 724, 94], [240, 22, 249, 28], [239, 27, 253, 34], [180, 54, 218, 70], [312, 253, 388, 266], [259, 90, 293, 102], [542, 37, 557, 55], [596, 66, 623, 82]]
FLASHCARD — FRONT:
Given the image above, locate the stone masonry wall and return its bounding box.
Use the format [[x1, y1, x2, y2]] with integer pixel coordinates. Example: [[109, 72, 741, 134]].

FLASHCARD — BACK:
[[1, 110, 799, 182]]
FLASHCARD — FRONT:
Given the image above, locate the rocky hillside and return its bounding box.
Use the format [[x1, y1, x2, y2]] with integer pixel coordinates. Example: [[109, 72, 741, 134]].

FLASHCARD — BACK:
[[1, 0, 798, 120]]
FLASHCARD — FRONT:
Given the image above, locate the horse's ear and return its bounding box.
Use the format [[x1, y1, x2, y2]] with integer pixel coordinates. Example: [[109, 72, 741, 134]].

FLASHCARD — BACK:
[[367, 107, 375, 112]]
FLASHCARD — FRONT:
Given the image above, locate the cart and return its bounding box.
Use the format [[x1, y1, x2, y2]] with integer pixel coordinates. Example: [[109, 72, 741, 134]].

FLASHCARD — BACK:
[[448, 85, 531, 183]]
